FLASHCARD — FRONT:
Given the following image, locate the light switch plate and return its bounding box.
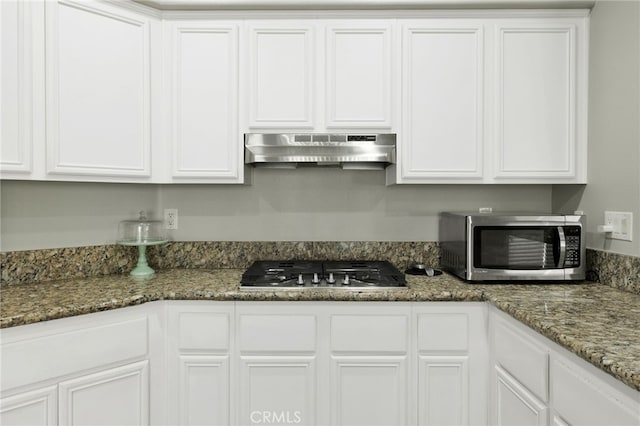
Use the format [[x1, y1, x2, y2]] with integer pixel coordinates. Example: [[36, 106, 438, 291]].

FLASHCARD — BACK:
[[604, 211, 633, 241]]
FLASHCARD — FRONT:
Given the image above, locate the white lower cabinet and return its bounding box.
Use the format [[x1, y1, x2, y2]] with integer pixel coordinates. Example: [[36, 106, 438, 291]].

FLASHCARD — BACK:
[[490, 306, 640, 426], [58, 361, 149, 426], [3, 301, 639, 426], [236, 303, 319, 426], [0, 304, 160, 426], [0, 386, 57, 426], [166, 301, 233, 426], [329, 305, 410, 426], [415, 303, 489, 426], [494, 365, 548, 426]]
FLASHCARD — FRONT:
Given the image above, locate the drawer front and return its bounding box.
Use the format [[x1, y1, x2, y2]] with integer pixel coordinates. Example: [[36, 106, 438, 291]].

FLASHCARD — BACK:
[[238, 314, 316, 353], [551, 358, 639, 426], [1, 317, 148, 390], [177, 311, 230, 351], [330, 315, 408, 353], [494, 319, 549, 402], [417, 312, 469, 352]]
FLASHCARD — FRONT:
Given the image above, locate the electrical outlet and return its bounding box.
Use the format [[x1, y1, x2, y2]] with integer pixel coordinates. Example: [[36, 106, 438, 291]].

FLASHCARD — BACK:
[[164, 209, 178, 230], [604, 211, 633, 241]]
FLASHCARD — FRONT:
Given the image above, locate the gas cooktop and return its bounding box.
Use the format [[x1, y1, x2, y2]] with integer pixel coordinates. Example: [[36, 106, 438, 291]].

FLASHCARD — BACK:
[[240, 260, 407, 290]]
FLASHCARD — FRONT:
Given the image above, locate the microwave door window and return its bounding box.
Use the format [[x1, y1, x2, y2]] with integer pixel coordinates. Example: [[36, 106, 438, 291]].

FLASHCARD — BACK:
[[475, 227, 558, 269]]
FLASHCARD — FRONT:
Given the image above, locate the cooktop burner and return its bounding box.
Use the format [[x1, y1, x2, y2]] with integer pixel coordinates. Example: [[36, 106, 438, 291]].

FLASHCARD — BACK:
[[240, 260, 407, 290]]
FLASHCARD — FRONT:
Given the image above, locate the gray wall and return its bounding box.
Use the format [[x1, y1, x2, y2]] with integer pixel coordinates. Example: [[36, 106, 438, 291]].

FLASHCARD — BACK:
[[553, 0, 640, 257], [1, 175, 552, 251]]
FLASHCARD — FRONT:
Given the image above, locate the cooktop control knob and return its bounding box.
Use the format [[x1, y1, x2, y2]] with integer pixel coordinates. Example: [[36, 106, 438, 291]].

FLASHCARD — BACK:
[[327, 272, 335, 285], [312, 272, 320, 285], [297, 273, 304, 286], [342, 274, 350, 285]]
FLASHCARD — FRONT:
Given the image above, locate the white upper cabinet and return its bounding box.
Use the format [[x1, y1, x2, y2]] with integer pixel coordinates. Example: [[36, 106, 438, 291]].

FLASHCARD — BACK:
[[2, 5, 589, 184], [245, 19, 396, 132], [247, 21, 316, 129], [396, 20, 485, 183], [391, 14, 588, 184], [163, 20, 243, 183], [492, 19, 587, 183], [45, 0, 155, 181], [0, 0, 36, 179], [325, 21, 394, 129]]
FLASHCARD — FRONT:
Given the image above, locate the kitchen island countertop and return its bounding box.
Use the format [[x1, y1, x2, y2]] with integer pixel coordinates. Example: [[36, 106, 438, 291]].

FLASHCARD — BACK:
[[1, 269, 639, 392]]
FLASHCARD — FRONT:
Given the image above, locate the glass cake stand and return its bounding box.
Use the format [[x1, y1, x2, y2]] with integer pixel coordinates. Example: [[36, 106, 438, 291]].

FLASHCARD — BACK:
[[117, 211, 168, 277]]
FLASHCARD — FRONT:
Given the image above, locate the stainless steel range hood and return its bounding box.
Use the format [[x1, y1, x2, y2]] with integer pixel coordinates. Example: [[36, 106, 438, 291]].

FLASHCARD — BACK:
[[244, 133, 396, 170]]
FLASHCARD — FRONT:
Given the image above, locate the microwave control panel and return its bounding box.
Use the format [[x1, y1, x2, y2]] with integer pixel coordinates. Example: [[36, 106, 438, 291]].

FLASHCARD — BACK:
[[564, 226, 582, 267]]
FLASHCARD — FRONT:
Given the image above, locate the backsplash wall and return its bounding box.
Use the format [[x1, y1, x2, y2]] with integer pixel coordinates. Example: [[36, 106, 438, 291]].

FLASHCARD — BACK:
[[2, 242, 638, 296], [2, 174, 552, 251]]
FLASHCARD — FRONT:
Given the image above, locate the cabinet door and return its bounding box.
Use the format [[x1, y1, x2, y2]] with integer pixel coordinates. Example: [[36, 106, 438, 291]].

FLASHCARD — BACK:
[[415, 304, 489, 426], [329, 308, 410, 426], [165, 21, 242, 183], [493, 20, 584, 182], [239, 356, 316, 426], [236, 304, 319, 425], [331, 356, 408, 426], [45, 0, 152, 180], [247, 21, 315, 128], [399, 21, 484, 182], [325, 21, 393, 129], [0, 0, 33, 178], [0, 386, 57, 426], [495, 366, 549, 426], [58, 361, 149, 426], [166, 303, 233, 426]]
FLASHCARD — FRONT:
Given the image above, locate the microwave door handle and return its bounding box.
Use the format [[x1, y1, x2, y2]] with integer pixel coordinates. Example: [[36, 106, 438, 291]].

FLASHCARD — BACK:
[[557, 226, 566, 268]]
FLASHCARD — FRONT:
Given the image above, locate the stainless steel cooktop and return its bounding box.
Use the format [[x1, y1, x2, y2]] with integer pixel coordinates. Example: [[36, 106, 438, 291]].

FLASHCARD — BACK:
[[240, 260, 407, 290]]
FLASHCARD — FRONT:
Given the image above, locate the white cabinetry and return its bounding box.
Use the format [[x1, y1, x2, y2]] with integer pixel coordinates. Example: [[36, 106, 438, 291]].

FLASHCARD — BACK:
[[0, 304, 160, 426], [236, 303, 319, 426], [166, 302, 233, 426], [58, 361, 149, 426], [163, 20, 242, 183], [247, 21, 316, 129], [395, 20, 484, 183], [0, 387, 57, 426], [415, 303, 488, 426], [490, 306, 640, 426], [492, 19, 588, 183], [44, 0, 156, 181], [0, 0, 35, 178], [329, 305, 409, 426], [245, 20, 396, 132], [391, 14, 588, 184]]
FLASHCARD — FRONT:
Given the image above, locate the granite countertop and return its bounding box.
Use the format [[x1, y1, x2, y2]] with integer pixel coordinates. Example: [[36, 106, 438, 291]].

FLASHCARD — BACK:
[[1, 269, 639, 392]]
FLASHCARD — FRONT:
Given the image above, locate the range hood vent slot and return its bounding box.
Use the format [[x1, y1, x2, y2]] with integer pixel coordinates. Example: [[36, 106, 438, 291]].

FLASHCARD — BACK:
[[244, 133, 396, 170]]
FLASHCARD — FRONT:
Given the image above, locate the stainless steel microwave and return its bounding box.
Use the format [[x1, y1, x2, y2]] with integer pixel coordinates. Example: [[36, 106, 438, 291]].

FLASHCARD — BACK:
[[439, 212, 586, 282]]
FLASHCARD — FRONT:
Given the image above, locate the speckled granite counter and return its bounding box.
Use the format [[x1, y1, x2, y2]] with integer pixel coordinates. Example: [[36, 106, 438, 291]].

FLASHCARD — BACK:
[[1, 269, 639, 393]]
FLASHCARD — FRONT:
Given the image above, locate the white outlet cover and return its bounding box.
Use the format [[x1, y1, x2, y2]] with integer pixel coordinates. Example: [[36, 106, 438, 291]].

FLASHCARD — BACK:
[[604, 211, 633, 241]]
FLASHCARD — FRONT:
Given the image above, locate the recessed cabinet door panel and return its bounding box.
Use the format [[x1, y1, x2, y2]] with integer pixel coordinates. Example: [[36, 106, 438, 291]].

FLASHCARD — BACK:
[[418, 356, 468, 426], [495, 366, 548, 426], [401, 22, 484, 181], [179, 356, 229, 426], [326, 22, 392, 128], [495, 23, 577, 179], [248, 22, 314, 128], [58, 361, 149, 426], [0, 386, 57, 426], [45, 0, 151, 178], [0, 0, 32, 176], [331, 357, 408, 426], [239, 357, 316, 426], [168, 22, 241, 182]]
